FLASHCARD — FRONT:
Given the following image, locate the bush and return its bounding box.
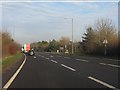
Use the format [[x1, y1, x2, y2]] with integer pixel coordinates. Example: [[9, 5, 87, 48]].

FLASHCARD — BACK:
[[2, 31, 20, 58]]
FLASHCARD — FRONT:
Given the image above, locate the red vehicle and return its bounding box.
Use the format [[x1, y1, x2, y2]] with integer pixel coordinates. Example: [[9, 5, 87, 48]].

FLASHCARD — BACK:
[[22, 44, 35, 56]]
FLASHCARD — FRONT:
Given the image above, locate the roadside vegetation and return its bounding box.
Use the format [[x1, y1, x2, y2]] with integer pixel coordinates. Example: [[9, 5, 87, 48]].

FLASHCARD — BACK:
[[2, 31, 20, 58], [0, 30, 23, 72], [2, 52, 23, 71], [31, 18, 118, 59]]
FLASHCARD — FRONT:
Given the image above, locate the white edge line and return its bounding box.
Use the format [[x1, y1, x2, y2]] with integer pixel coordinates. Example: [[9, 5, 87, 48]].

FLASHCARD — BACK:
[[107, 64, 120, 68], [99, 63, 120, 68], [90, 57, 119, 62], [3, 53, 27, 89], [51, 60, 58, 63], [61, 64, 76, 72], [88, 76, 116, 89]]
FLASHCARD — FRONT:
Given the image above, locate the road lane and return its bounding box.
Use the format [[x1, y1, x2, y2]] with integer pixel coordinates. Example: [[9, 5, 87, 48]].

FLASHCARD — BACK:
[[37, 52, 119, 88], [8, 53, 107, 88], [4, 52, 118, 88], [39, 52, 119, 65]]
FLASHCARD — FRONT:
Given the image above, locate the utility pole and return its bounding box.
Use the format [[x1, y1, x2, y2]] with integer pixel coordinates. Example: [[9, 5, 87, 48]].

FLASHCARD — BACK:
[[71, 18, 73, 54]]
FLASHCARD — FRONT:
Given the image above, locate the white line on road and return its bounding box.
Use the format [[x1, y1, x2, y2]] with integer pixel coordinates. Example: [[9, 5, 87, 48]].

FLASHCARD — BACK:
[[46, 58, 49, 60], [88, 76, 116, 89], [34, 56, 36, 58], [61, 64, 76, 72], [99, 63, 106, 65], [107, 64, 120, 68], [50, 55, 53, 57], [51, 60, 58, 63], [99, 63, 120, 68], [76, 59, 80, 60], [3, 54, 27, 89], [76, 59, 89, 62], [89, 57, 119, 62]]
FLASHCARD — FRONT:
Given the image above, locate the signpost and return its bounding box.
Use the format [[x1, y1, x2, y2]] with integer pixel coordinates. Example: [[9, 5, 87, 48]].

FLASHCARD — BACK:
[[103, 39, 108, 56]]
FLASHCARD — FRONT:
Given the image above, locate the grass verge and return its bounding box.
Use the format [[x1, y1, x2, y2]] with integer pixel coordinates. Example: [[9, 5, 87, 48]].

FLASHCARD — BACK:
[[1, 52, 23, 72]]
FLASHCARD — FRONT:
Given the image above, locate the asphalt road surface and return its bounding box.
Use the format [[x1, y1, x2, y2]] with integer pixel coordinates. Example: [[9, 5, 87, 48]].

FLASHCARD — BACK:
[[3, 52, 120, 89]]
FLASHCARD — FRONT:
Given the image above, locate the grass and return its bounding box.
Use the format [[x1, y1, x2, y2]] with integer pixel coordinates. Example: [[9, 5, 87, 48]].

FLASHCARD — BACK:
[[1, 52, 23, 72]]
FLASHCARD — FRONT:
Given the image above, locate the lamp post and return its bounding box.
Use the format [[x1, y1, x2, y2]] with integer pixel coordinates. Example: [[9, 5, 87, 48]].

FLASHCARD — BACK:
[[64, 18, 74, 54]]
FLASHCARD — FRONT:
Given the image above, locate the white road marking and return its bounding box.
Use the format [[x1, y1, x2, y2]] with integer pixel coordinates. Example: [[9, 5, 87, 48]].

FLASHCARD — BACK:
[[89, 57, 120, 62], [80, 59, 89, 62], [76, 59, 89, 62], [99, 63, 120, 68], [99, 63, 106, 65], [51, 60, 58, 63], [34, 56, 36, 58], [50, 55, 53, 57], [3, 54, 27, 89], [88, 76, 116, 89], [64, 57, 71, 59], [107, 64, 120, 68], [46, 58, 49, 60], [76, 59, 80, 60], [61, 64, 76, 72]]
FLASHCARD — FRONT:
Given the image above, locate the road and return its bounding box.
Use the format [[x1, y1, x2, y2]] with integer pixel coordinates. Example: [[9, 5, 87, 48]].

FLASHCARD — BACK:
[[3, 52, 119, 89]]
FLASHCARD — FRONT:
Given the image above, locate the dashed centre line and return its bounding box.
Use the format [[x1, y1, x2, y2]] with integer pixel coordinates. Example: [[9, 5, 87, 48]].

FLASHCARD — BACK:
[[34, 56, 36, 58], [46, 58, 49, 60], [99, 63, 106, 65], [50, 55, 53, 57], [61, 64, 76, 72], [76, 59, 89, 62], [88, 76, 116, 89], [51, 60, 58, 63]]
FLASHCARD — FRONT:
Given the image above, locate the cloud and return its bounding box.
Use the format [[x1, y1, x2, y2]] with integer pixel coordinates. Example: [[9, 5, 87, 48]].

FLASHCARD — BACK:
[[1, 2, 118, 44]]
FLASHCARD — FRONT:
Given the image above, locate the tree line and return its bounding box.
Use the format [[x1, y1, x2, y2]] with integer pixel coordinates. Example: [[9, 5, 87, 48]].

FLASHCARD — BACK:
[[31, 18, 118, 57], [30, 37, 71, 53], [81, 18, 118, 56]]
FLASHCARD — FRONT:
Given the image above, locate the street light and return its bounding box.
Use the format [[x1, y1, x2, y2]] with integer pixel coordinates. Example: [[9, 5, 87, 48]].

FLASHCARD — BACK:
[[64, 18, 74, 54]]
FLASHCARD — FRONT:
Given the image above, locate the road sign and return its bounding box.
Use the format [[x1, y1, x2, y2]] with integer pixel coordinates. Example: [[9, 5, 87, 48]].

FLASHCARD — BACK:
[[103, 39, 108, 44], [103, 39, 108, 56]]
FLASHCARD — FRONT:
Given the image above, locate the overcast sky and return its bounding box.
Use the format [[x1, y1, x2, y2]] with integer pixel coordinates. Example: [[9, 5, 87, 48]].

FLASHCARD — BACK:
[[1, 1, 118, 45]]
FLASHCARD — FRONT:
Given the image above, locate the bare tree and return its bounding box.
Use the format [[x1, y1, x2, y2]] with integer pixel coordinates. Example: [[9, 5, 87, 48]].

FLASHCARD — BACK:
[[95, 18, 117, 46], [59, 36, 70, 47]]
